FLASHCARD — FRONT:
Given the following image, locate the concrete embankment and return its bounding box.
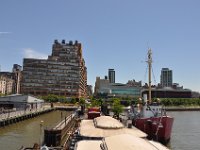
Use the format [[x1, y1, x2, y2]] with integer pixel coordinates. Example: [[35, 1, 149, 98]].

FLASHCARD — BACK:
[[166, 106, 200, 111]]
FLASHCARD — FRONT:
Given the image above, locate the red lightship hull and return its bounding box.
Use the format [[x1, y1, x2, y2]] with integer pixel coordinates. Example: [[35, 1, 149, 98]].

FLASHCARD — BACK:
[[133, 116, 174, 144]]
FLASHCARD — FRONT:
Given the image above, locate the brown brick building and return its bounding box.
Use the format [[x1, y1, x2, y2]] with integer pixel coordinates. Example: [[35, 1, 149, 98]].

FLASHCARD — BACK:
[[21, 40, 87, 98]]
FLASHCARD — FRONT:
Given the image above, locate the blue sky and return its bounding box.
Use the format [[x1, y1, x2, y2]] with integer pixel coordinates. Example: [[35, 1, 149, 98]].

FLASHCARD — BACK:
[[0, 0, 200, 92]]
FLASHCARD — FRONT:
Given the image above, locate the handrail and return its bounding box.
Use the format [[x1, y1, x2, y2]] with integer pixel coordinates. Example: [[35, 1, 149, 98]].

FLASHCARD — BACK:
[[155, 105, 164, 140]]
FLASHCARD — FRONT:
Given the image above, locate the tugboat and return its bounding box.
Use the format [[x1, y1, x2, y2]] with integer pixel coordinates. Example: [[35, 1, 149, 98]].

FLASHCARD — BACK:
[[131, 49, 174, 144]]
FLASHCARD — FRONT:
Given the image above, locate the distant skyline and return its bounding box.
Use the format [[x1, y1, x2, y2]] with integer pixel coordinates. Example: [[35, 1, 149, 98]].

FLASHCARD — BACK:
[[0, 0, 200, 92]]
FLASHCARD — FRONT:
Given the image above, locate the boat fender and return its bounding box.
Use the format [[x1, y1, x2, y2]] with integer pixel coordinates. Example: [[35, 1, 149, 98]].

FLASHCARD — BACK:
[[146, 119, 152, 125], [40, 146, 49, 150]]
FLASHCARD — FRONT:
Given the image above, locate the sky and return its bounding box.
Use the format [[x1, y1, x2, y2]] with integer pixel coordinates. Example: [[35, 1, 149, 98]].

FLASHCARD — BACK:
[[0, 0, 200, 92]]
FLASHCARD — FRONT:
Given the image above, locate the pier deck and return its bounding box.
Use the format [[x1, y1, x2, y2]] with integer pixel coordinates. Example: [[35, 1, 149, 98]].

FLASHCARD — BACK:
[[44, 112, 77, 147]]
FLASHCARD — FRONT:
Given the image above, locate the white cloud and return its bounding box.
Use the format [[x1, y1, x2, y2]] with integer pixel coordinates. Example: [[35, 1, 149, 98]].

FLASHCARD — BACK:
[[0, 32, 12, 34], [23, 48, 48, 59]]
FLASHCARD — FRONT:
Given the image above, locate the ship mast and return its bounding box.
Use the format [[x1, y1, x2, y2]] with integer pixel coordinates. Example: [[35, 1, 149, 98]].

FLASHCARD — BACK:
[[147, 48, 152, 103]]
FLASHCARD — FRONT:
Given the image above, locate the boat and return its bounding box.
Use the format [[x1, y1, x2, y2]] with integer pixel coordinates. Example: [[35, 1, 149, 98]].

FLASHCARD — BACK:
[[131, 49, 174, 144], [75, 134, 169, 150], [87, 107, 101, 119], [73, 116, 169, 150]]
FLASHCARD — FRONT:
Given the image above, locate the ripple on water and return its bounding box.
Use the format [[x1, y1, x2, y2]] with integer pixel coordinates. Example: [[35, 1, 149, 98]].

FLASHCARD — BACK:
[[168, 111, 200, 150], [0, 110, 72, 150]]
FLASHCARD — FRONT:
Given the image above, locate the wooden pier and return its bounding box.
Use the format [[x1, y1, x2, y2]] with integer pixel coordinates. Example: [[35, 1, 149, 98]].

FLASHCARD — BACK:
[[44, 112, 78, 147], [0, 105, 79, 127], [0, 108, 53, 127]]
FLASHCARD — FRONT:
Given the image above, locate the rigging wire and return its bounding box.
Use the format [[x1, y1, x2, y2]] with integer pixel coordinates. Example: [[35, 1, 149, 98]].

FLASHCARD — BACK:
[[143, 64, 148, 85], [142, 47, 157, 86], [152, 66, 158, 99], [152, 67, 157, 86], [142, 48, 149, 85]]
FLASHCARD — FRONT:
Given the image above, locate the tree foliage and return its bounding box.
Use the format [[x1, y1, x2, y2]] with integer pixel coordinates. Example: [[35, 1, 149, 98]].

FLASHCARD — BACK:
[[161, 98, 200, 106], [0, 93, 5, 97], [90, 98, 102, 107], [40, 94, 75, 103], [79, 98, 85, 105], [112, 98, 123, 117]]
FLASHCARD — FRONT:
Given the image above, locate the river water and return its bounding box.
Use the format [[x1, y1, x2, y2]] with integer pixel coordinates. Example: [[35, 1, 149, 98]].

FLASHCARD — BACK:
[[0, 110, 71, 150], [0, 111, 199, 150], [167, 111, 200, 150]]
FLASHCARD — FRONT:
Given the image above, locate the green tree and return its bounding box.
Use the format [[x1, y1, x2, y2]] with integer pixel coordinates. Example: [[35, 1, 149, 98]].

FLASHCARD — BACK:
[[69, 97, 76, 104], [89, 98, 102, 107], [112, 98, 123, 119], [79, 98, 85, 105], [160, 98, 200, 106], [0, 93, 5, 97]]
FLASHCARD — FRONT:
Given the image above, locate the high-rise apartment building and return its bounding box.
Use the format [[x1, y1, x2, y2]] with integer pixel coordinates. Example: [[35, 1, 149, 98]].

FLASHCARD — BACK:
[[160, 68, 173, 87], [108, 69, 115, 83], [87, 85, 93, 97], [21, 40, 87, 98]]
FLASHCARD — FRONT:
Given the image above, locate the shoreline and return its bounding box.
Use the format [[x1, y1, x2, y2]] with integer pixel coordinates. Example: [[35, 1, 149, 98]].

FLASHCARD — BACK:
[[165, 106, 200, 111]]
